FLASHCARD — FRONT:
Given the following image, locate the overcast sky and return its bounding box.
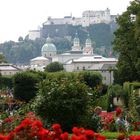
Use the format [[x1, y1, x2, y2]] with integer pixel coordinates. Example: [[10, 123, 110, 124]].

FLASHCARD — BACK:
[[0, 0, 132, 43]]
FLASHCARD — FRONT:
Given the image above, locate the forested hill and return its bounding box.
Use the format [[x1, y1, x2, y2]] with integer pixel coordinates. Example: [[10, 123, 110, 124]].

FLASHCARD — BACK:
[[0, 23, 117, 64]]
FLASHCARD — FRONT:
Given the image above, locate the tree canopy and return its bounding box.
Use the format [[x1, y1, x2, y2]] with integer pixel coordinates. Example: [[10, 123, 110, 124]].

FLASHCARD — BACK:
[[0, 53, 7, 63], [113, 0, 140, 84], [45, 62, 64, 72]]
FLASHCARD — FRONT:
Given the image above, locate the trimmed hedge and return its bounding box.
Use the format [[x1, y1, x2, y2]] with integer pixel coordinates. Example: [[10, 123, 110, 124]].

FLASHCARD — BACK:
[[13, 72, 40, 102]]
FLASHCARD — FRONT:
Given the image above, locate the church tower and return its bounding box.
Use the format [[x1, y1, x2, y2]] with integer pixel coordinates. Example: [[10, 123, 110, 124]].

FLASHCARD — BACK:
[[72, 32, 81, 51], [83, 34, 93, 55]]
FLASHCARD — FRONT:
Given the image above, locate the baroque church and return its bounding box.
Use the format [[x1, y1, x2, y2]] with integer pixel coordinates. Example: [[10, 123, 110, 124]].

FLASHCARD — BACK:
[[30, 33, 94, 69], [30, 34, 117, 85]]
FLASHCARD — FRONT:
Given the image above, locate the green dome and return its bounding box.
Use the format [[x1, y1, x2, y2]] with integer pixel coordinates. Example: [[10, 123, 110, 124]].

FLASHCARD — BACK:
[[41, 43, 56, 52], [41, 37, 57, 52]]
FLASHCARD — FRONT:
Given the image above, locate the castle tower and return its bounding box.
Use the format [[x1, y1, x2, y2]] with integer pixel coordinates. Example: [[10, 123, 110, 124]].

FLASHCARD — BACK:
[[83, 34, 93, 55]]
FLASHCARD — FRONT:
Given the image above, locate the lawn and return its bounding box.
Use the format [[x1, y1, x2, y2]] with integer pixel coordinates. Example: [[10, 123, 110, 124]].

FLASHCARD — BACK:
[[100, 131, 140, 139]]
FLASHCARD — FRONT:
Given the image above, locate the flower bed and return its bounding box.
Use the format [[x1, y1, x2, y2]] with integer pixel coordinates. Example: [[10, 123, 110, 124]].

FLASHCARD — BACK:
[[0, 112, 106, 140]]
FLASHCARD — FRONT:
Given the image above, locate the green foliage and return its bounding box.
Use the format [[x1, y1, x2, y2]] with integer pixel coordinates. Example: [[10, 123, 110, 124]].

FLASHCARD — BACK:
[[107, 84, 127, 111], [0, 76, 13, 89], [0, 38, 45, 64], [13, 72, 40, 102], [45, 62, 64, 72], [113, 0, 140, 84], [0, 54, 7, 63], [127, 82, 140, 120], [32, 77, 90, 131], [92, 94, 108, 110], [78, 71, 102, 89]]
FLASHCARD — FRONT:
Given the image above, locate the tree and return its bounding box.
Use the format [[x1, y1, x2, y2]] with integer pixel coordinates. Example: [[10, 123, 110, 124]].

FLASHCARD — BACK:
[[18, 36, 23, 42], [45, 62, 64, 72], [78, 71, 102, 89], [113, 0, 140, 84], [0, 53, 7, 63]]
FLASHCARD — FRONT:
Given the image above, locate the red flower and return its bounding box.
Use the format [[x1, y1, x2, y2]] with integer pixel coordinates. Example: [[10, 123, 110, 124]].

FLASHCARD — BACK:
[[72, 127, 79, 135], [96, 135, 106, 140], [115, 107, 122, 116], [85, 130, 94, 139], [38, 128, 50, 140], [60, 132, 69, 140], [32, 120, 43, 129], [20, 118, 32, 128], [52, 124, 61, 131], [131, 135, 140, 140], [0, 134, 5, 140]]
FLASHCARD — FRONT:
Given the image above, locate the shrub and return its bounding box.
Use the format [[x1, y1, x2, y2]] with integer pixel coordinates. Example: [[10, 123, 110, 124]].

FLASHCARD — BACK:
[[78, 71, 102, 89], [13, 72, 40, 102], [0, 76, 13, 89], [45, 62, 64, 72], [107, 84, 126, 112], [32, 77, 90, 131]]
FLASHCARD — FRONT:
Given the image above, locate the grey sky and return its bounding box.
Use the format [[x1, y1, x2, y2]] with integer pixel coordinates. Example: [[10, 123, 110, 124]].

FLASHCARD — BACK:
[[0, 0, 132, 43]]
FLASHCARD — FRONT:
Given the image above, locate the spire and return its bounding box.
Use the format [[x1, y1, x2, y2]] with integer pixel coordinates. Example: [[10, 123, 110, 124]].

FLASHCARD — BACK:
[[85, 34, 91, 47], [83, 34, 93, 55], [72, 32, 81, 51], [46, 34, 52, 43], [73, 32, 80, 47]]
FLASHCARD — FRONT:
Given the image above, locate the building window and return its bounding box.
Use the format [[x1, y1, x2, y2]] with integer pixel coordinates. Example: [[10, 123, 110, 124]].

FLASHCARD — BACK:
[[50, 53, 51, 56], [83, 66, 85, 70], [77, 67, 79, 70]]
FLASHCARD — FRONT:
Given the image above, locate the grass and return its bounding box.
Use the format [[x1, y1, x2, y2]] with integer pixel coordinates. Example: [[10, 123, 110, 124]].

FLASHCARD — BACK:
[[100, 131, 140, 139]]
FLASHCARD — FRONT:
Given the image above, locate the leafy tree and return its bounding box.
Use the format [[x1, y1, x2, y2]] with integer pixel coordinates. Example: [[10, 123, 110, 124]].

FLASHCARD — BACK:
[[45, 62, 64, 72], [18, 36, 23, 42], [32, 77, 89, 131], [0, 76, 13, 89], [78, 71, 102, 89], [13, 72, 40, 102], [0, 53, 7, 63], [107, 84, 127, 111], [113, 0, 140, 84]]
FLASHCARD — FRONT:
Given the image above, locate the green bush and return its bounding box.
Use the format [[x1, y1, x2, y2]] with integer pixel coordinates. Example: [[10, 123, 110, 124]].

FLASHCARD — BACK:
[[0, 76, 13, 89], [78, 71, 102, 89], [45, 62, 64, 72], [13, 72, 40, 102], [127, 82, 140, 119], [107, 84, 127, 111], [92, 94, 108, 110], [32, 77, 90, 131]]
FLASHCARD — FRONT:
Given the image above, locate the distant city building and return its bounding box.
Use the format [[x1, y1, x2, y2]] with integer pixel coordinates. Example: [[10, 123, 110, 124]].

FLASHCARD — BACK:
[[29, 33, 117, 84], [0, 64, 21, 76], [29, 30, 40, 40], [43, 8, 116, 27], [28, 8, 118, 40]]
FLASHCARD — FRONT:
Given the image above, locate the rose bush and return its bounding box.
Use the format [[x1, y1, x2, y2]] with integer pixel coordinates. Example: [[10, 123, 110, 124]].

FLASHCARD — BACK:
[[0, 112, 106, 140]]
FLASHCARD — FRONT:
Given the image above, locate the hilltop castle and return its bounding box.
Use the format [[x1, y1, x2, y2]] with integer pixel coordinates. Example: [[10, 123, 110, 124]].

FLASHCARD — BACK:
[[29, 8, 118, 40]]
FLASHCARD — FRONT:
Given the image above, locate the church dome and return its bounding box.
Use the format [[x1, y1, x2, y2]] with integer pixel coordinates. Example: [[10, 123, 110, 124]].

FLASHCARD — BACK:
[[41, 37, 57, 53]]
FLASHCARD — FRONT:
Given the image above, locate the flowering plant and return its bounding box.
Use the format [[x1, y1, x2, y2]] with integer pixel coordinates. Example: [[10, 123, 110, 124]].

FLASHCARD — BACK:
[[0, 112, 106, 140]]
